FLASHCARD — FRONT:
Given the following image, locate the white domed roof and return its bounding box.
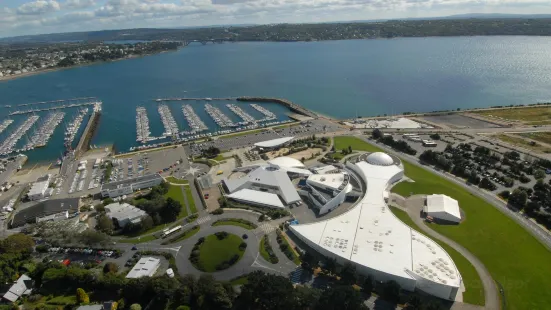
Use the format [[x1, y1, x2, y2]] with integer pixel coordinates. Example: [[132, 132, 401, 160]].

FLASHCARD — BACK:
[[268, 156, 305, 168], [366, 152, 394, 166]]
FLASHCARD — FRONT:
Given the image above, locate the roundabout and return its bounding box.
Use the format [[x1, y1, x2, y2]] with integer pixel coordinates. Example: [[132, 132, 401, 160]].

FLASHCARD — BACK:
[[189, 232, 246, 272]]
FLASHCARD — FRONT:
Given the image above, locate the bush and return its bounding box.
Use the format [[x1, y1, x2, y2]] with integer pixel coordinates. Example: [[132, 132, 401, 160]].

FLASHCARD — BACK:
[[76, 288, 90, 304], [215, 231, 229, 240], [239, 242, 247, 251], [212, 208, 224, 215], [103, 262, 118, 274]]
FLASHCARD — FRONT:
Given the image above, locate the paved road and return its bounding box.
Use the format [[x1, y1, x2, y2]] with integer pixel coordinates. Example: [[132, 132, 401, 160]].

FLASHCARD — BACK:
[[400, 196, 496, 310], [356, 135, 551, 252]]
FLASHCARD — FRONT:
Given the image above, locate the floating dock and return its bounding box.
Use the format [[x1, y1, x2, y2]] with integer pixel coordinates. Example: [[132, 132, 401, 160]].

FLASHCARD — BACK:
[[65, 108, 89, 147], [227, 103, 256, 123], [0, 115, 40, 155], [205, 103, 235, 128], [25, 112, 65, 148], [0, 119, 14, 135], [8, 102, 97, 116], [75, 102, 102, 158], [250, 104, 277, 120], [136, 107, 152, 143], [182, 104, 208, 133], [14, 97, 96, 107], [158, 104, 179, 137]]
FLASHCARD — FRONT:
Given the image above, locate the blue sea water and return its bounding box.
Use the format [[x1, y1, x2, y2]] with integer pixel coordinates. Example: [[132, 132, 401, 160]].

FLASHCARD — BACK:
[[1, 36, 551, 163]]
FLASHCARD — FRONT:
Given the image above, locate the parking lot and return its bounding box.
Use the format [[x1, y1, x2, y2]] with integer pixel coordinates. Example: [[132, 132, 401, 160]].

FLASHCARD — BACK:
[[113, 145, 189, 181], [420, 114, 501, 129], [189, 119, 344, 156]]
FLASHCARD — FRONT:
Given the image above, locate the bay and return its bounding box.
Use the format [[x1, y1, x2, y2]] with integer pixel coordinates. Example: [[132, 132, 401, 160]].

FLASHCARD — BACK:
[[1, 36, 551, 163]]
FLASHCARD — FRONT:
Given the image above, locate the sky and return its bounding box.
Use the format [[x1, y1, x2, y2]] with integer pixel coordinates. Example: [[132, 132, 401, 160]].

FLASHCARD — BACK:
[[1, 0, 551, 38]]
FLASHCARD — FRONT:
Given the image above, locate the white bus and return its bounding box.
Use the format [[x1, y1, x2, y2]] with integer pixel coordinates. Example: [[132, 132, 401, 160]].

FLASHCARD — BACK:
[[161, 225, 182, 238]]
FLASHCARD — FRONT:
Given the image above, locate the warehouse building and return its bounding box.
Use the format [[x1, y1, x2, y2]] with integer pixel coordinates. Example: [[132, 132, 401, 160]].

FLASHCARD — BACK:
[[423, 195, 461, 223], [126, 257, 161, 279], [105, 202, 146, 228], [10, 198, 80, 228], [290, 152, 462, 301], [101, 173, 163, 198]]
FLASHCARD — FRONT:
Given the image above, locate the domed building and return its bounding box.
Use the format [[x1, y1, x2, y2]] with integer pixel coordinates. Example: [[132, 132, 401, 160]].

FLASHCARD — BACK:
[[366, 152, 395, 166]]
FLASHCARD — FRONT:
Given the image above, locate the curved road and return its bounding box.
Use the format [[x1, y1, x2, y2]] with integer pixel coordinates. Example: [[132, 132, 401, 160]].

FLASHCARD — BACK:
[[399, 196, 499, 310]]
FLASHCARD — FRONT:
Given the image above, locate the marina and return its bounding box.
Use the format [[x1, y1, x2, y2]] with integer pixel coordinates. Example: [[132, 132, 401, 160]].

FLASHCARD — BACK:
[[227, 103, 256, 124], [158, 104, 179, 137], [65, 108, 89, 148], [204, 103, 235, 128], [251, 104, 276, 120], [8, 102, 97, 116], [136, 107, 152, 143], [0, 115, 40, 155], [14, 97, 96, 107], [25, 112, 65, 149], [0, 119, 14, 134], [182, 104, 208, 133]]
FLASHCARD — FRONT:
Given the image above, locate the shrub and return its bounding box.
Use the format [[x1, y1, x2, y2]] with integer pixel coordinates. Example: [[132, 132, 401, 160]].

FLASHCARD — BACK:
[[212, 208, 224, 215], [215, 231, 229, 240], [239, 242, 247, 251], [76, 288, 89, 304]]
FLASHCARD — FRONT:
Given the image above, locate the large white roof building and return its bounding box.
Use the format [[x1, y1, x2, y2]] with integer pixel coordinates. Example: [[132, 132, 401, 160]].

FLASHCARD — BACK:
[[290, 152, 462, 300], [126, 257, 160, 279], [424, 195, 461, 223], [254, 136, 294, 149]]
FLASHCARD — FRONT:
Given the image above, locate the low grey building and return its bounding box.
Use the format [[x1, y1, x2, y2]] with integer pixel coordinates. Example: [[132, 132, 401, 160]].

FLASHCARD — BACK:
[[10, 198, 80, 228], [100, 173, 163, 198]]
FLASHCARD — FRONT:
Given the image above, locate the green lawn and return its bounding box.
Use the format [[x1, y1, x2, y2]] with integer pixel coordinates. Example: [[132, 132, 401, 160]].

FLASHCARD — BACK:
[[119, 234, 157, 244], [194, 234, 245, 272], [390, 153, 551, 310], [212, 219, 257, 230], [333, 136, 381, 152], [165, 184, 189, 219], [389, 207, 484, 306], [184, 186, 198, 214], [165, 176, 189, 185], [230, 276, 249, 285], [164, 226, 200, 244]]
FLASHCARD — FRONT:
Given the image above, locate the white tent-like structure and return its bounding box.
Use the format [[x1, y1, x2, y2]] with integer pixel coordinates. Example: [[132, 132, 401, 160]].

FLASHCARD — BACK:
[[424, 195, 461, 223], [254, 137, 294, 149], [290, 153, 462, 301]]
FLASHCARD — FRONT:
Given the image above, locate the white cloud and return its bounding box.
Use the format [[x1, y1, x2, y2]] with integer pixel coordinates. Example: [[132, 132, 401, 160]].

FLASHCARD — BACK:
[[17, 0, 61, 15], [64, 0, 96, 9]]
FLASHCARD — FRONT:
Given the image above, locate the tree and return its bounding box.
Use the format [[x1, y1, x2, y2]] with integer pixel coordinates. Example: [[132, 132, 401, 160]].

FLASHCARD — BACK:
[[405, 295, 422, 309], [129, 304, 142, 310], [429, 133, 441, 140], [362, 275, 374, 295], [294, 286, 321, 309], [103, 262, 119, 274], [534, 169, 545, 180], [340, 262, 357, 285], [479, 177, 497, 191], [176, 306, 191, 310], [316, 285, 364, 310], [508, 189, 528, 208], [372, 129, 383, 140], [76, 288, 90, 304], [103, 198, 115, 206], [381, 280, 401, 304], [97, 214, 114, 234], [0, 233, 35, 254], [78, 229, 111, 246], [234, 271, 296, 310], [160, 197, 182, 223]]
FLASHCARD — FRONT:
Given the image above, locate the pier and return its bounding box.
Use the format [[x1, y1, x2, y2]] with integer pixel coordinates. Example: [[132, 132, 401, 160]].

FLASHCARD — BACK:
[[74, 103, 102, 158], [65, 108, 89, 147], [205, 103, 235, 128], [155, 97, 236, 102], [0, 115, 40, 155], [8, 102, 98, 116], [182, 104, 208, 133], [25, 112, 65, 148], [14, 97, 96, 107], [158, 104, 179, 136], [136, 107, 152, 143], [0, 119, 14, 135]]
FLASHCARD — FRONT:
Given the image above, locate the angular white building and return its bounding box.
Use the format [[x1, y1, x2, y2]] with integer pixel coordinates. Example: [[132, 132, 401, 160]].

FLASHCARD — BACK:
[[424, 195, 461, 223], [290, 152, 462, 300], [304, 172, 353, 215]]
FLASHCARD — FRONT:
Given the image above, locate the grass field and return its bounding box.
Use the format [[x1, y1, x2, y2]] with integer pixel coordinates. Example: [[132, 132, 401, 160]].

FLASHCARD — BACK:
[[389, 207, 484, 305], [195, 234, 245, 272], [495, 134, 551, 153], [334, 136, 381, 153], [165, 176, 189, 185], [259, 237, 272, 263], [219, 128, 266, 139], [392, 158, 551, 310], [119, 234, 157, 244], [230, 276, 249, 285], [212, 219, 257, 230], [473, 106, 551, 125], [165, 184, 188, 219], [518, 132, 551, 146], [184, 186, 198, 214]]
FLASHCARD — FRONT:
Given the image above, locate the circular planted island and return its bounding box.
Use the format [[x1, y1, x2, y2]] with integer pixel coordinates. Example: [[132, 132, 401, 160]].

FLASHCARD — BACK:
[[189, 232, 247, 272]]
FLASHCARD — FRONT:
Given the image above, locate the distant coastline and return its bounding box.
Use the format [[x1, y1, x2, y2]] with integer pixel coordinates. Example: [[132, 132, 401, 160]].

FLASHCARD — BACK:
[[0, 51, 171, 82]]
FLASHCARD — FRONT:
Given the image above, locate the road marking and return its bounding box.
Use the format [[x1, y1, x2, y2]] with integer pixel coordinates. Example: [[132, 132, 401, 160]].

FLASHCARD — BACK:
[[196, 215, 211, 225], [255, 223, 275, 235]]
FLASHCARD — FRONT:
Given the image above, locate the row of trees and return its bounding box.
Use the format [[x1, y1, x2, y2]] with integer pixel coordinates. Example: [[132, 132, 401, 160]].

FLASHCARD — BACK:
[[371, 130, 417, 155]]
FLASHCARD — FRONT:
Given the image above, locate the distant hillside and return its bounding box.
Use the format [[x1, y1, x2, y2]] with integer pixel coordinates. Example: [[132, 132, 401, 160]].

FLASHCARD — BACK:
[[3, 17, 551, 44]]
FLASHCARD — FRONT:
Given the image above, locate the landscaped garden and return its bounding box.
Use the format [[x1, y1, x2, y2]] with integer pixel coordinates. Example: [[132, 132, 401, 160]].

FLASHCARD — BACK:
[[337, 136, 551, 309], [164, 184, 188, 219], [212, 218, 258, 230], [165, 176, 189, 185], [189, 232, 247, 272], [184, 186, 198, 214], [260, 235, 278, 264], [276, 230, 300, 265]]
